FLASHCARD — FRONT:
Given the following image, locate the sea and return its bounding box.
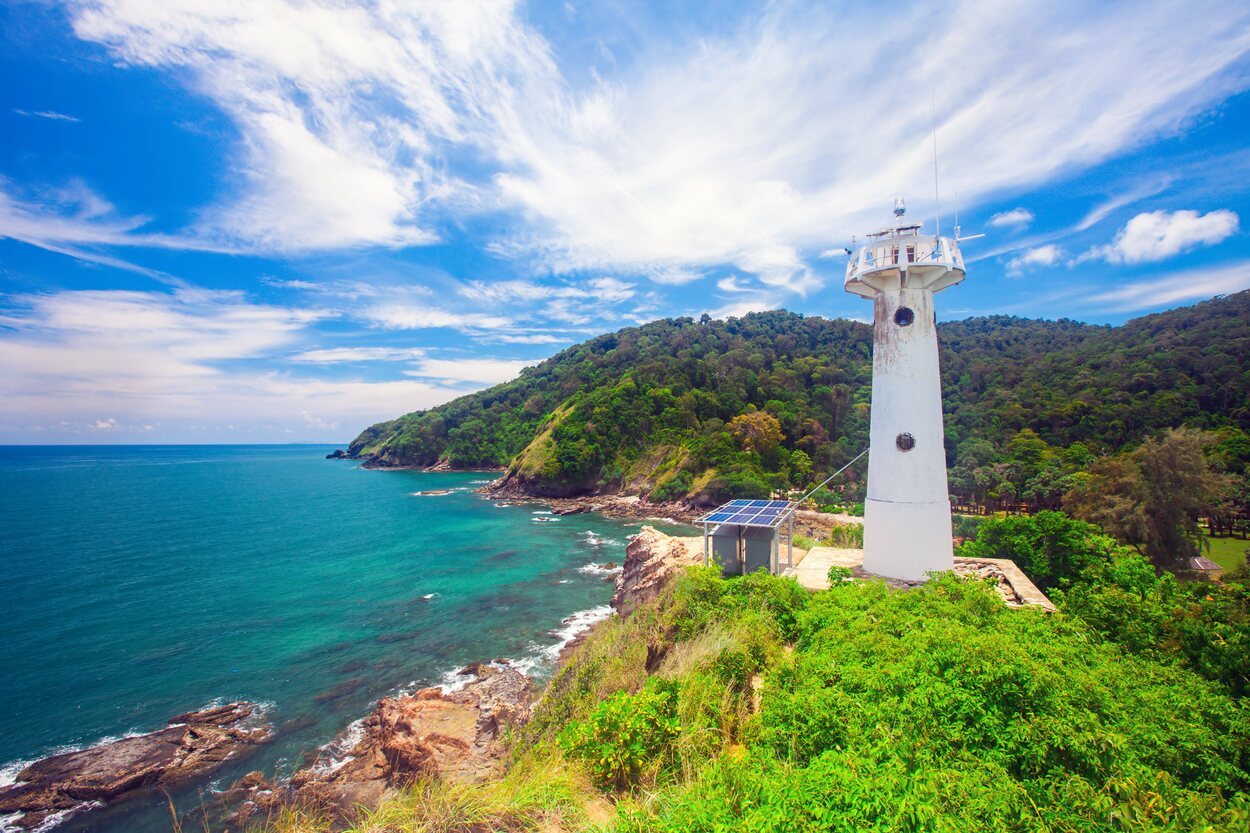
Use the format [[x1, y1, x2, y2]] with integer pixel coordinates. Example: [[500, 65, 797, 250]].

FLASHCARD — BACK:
[[0, 445, 691, 833]]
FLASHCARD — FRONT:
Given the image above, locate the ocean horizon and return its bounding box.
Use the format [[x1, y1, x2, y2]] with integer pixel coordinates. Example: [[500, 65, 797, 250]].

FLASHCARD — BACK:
[[0, 445, 689, 833]]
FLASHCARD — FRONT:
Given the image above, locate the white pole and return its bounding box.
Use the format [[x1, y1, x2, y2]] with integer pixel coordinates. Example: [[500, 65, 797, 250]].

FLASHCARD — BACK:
[[788, 514, 794, 570]]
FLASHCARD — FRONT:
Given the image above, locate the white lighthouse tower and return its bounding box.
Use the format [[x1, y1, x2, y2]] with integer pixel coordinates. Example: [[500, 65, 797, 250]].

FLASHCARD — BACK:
[[844, 197, 965, 581]]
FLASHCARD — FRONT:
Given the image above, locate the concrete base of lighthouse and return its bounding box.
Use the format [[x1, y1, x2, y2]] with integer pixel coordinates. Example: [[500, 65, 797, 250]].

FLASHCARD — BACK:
[[861, 497, 954, 582]]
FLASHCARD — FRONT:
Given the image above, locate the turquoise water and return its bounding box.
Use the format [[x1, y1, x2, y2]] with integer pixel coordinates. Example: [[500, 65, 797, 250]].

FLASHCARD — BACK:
[[0, 446, 689, 832]]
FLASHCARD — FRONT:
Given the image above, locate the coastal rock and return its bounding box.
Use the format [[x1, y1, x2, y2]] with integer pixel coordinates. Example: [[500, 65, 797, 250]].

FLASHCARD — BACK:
[[325, 449, 352, 460], [290, 665, 532, 821], [612, 526, 705, 616], [220, 770, 282, 830], [0, 703, 272, 831]]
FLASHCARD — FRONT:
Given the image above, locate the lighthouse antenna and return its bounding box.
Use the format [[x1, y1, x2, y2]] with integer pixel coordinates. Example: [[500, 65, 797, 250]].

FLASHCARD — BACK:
[[931, 93, 941, 237]]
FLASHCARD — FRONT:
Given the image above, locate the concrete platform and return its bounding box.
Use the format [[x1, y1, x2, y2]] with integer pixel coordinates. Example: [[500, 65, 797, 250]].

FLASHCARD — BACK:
[[782, 546, 1054, 611], [785, 546, 863, 590]]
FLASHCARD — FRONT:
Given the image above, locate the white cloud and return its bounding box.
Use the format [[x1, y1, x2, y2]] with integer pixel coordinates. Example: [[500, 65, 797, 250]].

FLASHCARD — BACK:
[[1087, 260, 1250, 312], [710, 293, 783, 320], [405, 358, 532, 385], [988, 208, 1034, 229], [716, 275, 754, 293], [0, 287, 474, 441], [360, 304, 511, 331], [458, 275, 633, 304], [489, 333, 568, 345], [1007, 244, 1064, 274], [487, 0, 1250, 287], [14, 109, 81, 122], [301, 411, 339, 431], [291, 346, 426, 363], [1093, 209, 1239, 264], [646, 266, 704, 286], [15, 0, 1247, 295], [69, 0, 555, 251], [588, 276, 635, 303]]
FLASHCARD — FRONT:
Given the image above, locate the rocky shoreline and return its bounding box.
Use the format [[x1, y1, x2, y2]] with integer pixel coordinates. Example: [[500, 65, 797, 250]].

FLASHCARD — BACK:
[[227, 663, 534, 828], [0, 703, 272, 831]]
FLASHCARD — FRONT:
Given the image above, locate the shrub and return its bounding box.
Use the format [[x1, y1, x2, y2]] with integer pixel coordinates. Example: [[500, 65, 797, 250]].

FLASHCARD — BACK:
[[956, 509, 1127, 590], [824, 522, 864, 548], [649, 470, 694, 502], [827, 565, 852, 585], [560, 677, 681, 789]]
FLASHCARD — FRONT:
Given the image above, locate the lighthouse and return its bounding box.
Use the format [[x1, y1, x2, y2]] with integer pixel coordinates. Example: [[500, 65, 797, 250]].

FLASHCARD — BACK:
[[844, 197, 965, 581]]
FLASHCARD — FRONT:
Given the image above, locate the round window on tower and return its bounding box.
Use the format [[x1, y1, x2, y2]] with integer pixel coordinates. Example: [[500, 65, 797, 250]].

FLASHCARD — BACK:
[[896, 432, 916, 451], [894, 307, 915, 327]]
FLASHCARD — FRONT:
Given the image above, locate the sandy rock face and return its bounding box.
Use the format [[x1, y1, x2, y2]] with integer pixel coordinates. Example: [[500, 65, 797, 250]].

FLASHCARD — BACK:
[[612, 526, 705, 616], [0, 703, 272, 831], [286, 664, 532, 821]]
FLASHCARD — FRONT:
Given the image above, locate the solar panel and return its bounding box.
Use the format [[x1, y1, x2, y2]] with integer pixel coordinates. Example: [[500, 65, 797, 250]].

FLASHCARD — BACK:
[[695, 498, 796, 528]]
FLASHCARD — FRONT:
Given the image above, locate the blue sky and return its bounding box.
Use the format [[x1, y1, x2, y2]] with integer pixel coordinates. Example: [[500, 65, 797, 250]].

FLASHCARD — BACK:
[[1, 0, 1248, 444]]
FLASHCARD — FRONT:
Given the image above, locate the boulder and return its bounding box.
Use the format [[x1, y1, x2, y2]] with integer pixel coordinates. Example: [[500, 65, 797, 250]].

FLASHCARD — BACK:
[[290, 665, 532, 821], [612, 526, 705, 616]]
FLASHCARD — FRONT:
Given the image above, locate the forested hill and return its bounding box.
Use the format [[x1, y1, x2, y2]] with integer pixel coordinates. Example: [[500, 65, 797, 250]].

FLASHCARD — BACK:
[[343, 290, 1250, 503]]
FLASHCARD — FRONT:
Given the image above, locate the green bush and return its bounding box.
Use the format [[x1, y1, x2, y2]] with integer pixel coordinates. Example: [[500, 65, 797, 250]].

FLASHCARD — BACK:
[[649, 470, 694, 502], [956, 509, 1127, 590], [559, 677, 680, 789], [1057, 553, 1250, 697], [824, 522, 864, 548]]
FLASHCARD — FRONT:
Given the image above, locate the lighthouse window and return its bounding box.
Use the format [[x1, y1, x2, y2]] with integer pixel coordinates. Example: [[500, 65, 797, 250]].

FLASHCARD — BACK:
[[896, 432, 916, 451], [893, 307, 915, 327]]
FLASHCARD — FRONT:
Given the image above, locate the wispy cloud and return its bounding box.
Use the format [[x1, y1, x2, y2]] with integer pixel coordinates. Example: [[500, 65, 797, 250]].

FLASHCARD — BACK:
[[358, 304, 512, 331], [291, 346, 426, 363], [14, 109, 81, 122], [1087, 260, 1250, 312], [405, 358, 533, 385]]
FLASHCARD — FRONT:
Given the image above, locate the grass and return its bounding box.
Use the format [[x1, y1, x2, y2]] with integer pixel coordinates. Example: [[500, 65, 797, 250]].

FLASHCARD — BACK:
[[1203, 533, 1250, 572]]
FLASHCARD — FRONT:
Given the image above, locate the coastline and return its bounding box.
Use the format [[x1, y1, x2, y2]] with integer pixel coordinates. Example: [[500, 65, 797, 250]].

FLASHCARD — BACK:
[[1, 450, 657, 833]]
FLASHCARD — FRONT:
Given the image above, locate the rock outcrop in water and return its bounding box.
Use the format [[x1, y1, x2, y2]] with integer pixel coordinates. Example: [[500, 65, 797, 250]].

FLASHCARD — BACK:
[[274, 664, 532, 824], [0, 703, 272, 831], [612, 526, 704, 617]]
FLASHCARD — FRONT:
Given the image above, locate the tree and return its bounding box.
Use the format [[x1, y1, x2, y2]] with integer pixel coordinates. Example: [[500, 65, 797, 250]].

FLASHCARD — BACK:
[[1065, 427, 1232, 569], [727, 411, 784, 457], [789, 449, 813, 487]]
